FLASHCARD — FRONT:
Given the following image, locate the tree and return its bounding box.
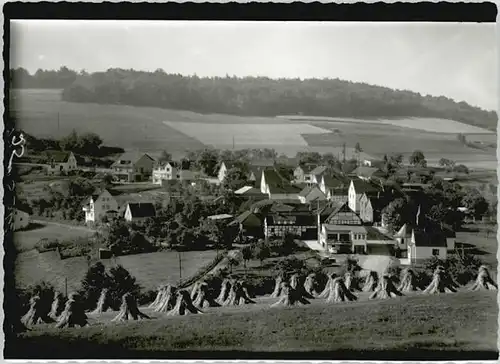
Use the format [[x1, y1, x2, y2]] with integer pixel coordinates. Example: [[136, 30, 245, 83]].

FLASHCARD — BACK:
[[78, 262, 111, 309], [222, 167, 249, 191], [196, 149, 219, 177], [158, 150, 172, 163], [354, 142, 363, 153], [296, 151, 322, 166], [107, 265, 141, 310], [439, 158, 455, 171], [462, 188, 489, 219], [59, 129, 79, 151], [254, 242, 271, 266], [453, 164, 469, 174], [78, 132, 103, 155], [409, 150, 427, 168], [382, 198, 414, 233]]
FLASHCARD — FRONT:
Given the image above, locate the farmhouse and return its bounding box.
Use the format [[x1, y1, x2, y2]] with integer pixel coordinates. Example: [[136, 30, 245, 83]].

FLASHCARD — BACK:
[[45, 151, 79, 175], [112, 152, 155, 182], [217, 161, 237, 183], [309, 165, 328, 184], [261, 169, 301, 200], [124, 202, 156, 222], [82, 189, 120, 223], [232, 210, 264, 239], [407, 229, 448, 262], [348, 178, 382, 213], [263, 202, 318, 240], [298, 185, 327, 204], [359, 192, 389, 226], [152, 161, 179, 185], [319, 174, 349, 203], [13, 206, 31, 231], [293, 164, 319, 184]]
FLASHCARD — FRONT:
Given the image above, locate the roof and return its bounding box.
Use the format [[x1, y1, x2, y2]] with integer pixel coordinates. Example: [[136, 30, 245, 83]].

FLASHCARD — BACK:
[[329, 187, 349, 196], [263, 169, 289, 186], [126, 202, 156, 218], [351, 178, 382, 195], [353, 166, 385, 179], [234, 211, 262, 228], [155, 161, 179, 169], [249, 159, 275, 167], [112, 152, 154, 167], [268, 184, 301, 194], [393, 223, 413, 238], [179, 170, 200, 180], [361, 193, 388, 212], [267, 214, 316, 226], [297, 164, 319, 173], [441, 224, 456, 238], [322, 174, 347, 189], [412, 229, 447, 248], [298, 185, 315, 197], [309, 165, 327, 176], [365, 226, 394, 241], [45, 150, 73, 163]]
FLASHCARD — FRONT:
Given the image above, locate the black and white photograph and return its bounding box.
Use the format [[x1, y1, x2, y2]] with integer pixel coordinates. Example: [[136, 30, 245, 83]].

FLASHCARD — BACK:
[[4, 16, 498, 360]]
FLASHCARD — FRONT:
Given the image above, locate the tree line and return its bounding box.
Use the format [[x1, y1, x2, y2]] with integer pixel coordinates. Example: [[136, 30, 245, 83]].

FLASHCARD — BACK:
[[10, 67, 497, 131]]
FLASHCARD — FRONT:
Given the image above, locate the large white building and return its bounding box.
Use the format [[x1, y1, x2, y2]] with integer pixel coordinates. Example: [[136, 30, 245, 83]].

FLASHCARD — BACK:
[[82, 189, 119, 223]]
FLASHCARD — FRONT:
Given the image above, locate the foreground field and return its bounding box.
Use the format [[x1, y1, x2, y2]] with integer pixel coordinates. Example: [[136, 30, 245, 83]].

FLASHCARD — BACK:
[[11, 89, 496, 168], [15, 240, 218, 293], [9, 290, 497, 359]]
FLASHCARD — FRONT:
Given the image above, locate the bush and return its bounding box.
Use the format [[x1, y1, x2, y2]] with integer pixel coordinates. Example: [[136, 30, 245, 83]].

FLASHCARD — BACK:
[[423, 252, 483, 285], [78, 262, 111, 310], [276, 256, 307, 276], [107, 265, 142, 310], [137, 289, 157, 306], [34, 238, 61, 253], [20, 281, 59, 317]]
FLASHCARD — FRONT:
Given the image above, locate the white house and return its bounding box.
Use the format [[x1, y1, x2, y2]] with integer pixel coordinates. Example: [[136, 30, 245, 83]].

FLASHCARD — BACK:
[[124, 202, 156, 223], [13, 207, 30, 231], [82, 189, 119, 223], [46, 151, 79, 175], [407, 229, 448, 262], [112, 152, 156, 182], [152, 162, 179, 185], [348, 179, 381, 213]]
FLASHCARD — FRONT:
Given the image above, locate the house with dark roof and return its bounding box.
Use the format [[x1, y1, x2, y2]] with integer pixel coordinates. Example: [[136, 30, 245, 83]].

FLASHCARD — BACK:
[[45, 151, 79, 175], [298, 185, 327, 204], [359, 192, 390, 225], [348, 178, 383, 213], [407, 228, 448, 262], [82, 189, 120, 224], [112, 152, 155, 182], [124, 202, 156, 222], [319, 174, 349, 204], [309, 165, 328, 184], [261, 169, 301, 200], [231, 210, 264, 239], [260, 201, 319, 240]]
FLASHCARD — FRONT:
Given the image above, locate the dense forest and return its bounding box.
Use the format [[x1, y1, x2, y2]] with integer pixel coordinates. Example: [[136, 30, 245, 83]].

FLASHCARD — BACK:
[[10, 67, 498, 131]]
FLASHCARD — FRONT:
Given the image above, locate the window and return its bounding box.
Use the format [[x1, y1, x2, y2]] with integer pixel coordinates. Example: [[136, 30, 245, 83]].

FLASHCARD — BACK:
[[432, 249, 440, 256]]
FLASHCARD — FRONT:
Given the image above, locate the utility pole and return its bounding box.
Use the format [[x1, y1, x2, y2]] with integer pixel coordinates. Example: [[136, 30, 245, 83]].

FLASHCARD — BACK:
[[232, 135, 235, 150], [57, 112, 60, 134], [178, 250, 182, 281], [64, 277, 68, 297]]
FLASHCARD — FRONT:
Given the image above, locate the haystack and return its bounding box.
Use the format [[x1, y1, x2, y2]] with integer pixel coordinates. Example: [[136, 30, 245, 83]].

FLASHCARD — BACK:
[[344, 272, 361, 292], [423, 266, 458, 294], [167, 289, 203, 316], [271, 275, 285, 298], [362, 271, 379, 292], [326, 277, 358, 303], [216, 278, 232, 304], [49, 291, 65, 320], [369, 275, 404, 300], [397, 268, 421, 292], [149, 284, 169, 309], [290, 273, 300, 290], [21, 295, 54, 327], [271, 282, 310, 307], [55, 293, 88, 328], [317, 273, 337, 298], [155, 285, 178, 313], [223, 280, 255, 306], [190, 281, 203, 301], [91, 288, 111, 314], [111, 293, 150, 322], [471, 265, 498, 291], [193, 282, 220, 308], [303, 273, 318, 298]]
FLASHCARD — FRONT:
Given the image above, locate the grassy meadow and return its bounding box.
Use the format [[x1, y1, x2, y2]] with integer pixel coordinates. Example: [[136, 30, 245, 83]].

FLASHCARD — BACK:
[[10, 89, 497, 168], [9, 290, 497, 359]]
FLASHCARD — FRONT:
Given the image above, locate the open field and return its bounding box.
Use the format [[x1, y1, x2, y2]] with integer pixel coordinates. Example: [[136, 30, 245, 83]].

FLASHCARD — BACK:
[[11, 89, 497, 168], [15, 243, 218, 293], [9, 290, 497, 359], [281, 115, 495, 134]]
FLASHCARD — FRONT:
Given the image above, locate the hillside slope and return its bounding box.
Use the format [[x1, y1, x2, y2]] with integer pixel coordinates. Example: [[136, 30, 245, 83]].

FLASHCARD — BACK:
[[10, 67, 497, 131]]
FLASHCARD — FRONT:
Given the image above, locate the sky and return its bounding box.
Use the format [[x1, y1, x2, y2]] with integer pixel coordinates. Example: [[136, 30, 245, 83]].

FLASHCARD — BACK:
[[10, 20, 498, 111]]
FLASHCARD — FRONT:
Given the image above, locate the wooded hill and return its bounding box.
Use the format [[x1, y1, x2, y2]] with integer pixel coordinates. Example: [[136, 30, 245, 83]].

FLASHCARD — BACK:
[[10, 67, 498, 131]]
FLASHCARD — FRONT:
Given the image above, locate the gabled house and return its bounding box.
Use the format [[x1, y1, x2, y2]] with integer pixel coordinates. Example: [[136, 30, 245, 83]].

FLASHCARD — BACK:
[[348, 178, 383, 213], [263, 202, 318, 240], [298, 185, 327, 204], [309, 165, 328, 184], [261, 169, 301, 200], [319, 174, 349, 204], [234, 186, 268, 200], [232, 210, 264, 239], [82, 189, 120, 223], [217, 161, 238, 183], [351, 166, 386, 181], [359, 192, 389, 225], [112, 152, 155, 182], [293, 164, 319, 184], [152, 161, 179, 185], [45, 151, 79, 175], [124, 202, 156, 223], [407, 229, 447, 262]]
